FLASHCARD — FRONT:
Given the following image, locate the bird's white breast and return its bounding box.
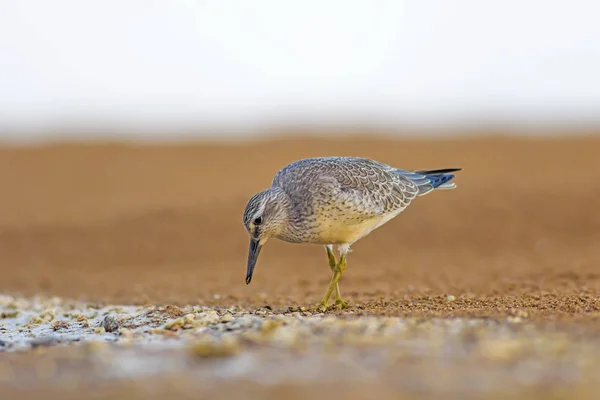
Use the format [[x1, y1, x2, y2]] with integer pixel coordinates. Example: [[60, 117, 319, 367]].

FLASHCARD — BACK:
[[312, 208, 405, 245]]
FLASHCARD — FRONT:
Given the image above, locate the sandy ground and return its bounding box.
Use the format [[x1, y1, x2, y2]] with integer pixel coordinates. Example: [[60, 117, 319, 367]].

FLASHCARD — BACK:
[[2, 135, 600, 399]]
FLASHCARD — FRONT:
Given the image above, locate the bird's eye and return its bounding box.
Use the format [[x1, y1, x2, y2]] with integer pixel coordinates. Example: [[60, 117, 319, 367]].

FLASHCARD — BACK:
[[253, 217, 263, 225]]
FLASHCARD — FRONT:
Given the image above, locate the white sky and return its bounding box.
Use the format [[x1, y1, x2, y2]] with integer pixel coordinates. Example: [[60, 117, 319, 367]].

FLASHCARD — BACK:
[[0, 0, 599, 138]]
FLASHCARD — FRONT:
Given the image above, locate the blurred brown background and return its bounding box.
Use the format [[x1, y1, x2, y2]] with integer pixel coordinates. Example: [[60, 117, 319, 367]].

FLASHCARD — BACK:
[[2, 135, 599, 317], [2, 0, 600, 319]]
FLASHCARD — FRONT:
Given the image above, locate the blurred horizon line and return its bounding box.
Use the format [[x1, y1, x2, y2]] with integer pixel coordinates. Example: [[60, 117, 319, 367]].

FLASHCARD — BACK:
[[1, 120, 600, 145]]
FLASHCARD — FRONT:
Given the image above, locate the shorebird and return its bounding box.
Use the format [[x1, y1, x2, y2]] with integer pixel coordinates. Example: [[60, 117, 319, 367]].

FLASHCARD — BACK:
[[242, 157, 460, 312]]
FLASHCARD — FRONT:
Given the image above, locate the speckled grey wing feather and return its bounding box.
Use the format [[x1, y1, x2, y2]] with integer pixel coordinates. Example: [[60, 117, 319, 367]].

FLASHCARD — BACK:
[[272, 157, 420, 221]]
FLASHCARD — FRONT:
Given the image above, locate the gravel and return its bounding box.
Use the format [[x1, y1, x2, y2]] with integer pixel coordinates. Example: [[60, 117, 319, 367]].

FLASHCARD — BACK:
[[2, 294, 600, 397]]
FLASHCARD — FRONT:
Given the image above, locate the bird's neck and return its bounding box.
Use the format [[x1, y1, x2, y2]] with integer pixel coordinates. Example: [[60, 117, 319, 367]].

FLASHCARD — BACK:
[[270, 187, 303, 243], [278, 218, 306, 243]]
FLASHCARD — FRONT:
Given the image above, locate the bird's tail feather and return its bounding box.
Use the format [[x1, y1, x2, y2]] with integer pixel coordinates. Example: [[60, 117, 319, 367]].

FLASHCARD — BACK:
[[414, 168, 462, 175], [396, 168, 461, 195]]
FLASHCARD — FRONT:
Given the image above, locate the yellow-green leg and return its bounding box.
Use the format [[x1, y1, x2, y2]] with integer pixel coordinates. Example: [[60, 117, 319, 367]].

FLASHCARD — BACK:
[[316, 248, 349, 312], [325, 245, 342, 301], [325, 246, 349, 310]]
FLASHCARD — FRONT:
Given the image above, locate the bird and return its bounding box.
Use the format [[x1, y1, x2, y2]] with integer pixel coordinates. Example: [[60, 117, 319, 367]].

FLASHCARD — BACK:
[[242, 156, 461, 312]]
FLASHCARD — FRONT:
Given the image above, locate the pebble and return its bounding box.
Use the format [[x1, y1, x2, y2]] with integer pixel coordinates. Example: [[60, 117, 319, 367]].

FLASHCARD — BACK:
[[101, 315, 120, 332], [39, 310, 56, 322], [183, 314, 195, 325], [0, 310, 19, 319], [164, 318, 185, 331], [197, 310, 219, 323], [220, 314, 234, 323], [51, 320, 69, 331]]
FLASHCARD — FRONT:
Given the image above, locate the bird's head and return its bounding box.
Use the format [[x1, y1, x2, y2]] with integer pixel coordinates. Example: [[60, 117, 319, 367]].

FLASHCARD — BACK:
[[242, 187, 290, 284]]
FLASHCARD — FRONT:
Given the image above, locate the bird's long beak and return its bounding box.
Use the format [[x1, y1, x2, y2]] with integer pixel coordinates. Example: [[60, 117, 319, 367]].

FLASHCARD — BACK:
[[246, 238, 262, 284]]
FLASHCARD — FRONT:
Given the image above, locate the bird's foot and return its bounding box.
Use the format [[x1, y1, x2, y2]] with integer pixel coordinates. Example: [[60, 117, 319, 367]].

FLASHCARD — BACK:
[[334, 299, 350, 310], [310, 300, 350, 313], [314, 302, 329, 313]]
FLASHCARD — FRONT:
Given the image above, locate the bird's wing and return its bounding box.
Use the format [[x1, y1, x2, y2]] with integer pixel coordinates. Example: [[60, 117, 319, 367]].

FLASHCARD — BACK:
[[324, 159, 419, 218], [272, 157, 420, 220]]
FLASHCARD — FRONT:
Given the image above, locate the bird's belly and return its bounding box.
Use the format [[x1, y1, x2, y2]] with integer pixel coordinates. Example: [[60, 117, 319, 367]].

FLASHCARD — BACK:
[[312, 215, 389, 245]]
